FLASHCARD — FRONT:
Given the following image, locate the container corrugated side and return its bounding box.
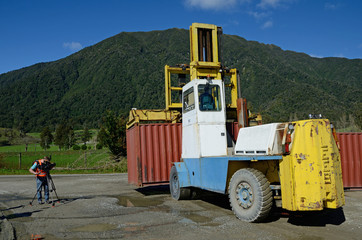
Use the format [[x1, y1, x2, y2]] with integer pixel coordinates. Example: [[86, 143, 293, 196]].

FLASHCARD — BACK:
[[127, 123, 182, 186], [126, 125, 141, 186], [337, 132, 362, 188]]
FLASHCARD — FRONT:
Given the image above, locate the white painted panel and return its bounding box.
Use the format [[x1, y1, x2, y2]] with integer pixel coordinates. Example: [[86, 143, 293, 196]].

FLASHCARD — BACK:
[[234, 123, 286, 155], [197, 111, 225, 124], [182, 124, 201, 158], [199, 124, 227, 157]]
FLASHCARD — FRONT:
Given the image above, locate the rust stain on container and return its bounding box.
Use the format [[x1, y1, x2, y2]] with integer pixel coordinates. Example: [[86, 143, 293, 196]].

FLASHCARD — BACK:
[[337, 132, 362, 188]]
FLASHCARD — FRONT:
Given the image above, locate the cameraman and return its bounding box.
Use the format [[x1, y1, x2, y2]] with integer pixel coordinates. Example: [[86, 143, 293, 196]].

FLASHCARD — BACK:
[[29, 156, 50, 204]]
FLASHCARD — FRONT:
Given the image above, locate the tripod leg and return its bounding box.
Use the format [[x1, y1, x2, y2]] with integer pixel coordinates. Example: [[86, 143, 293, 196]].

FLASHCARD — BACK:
[[47, 174, 60, 205], [29, 178, 43, 205]]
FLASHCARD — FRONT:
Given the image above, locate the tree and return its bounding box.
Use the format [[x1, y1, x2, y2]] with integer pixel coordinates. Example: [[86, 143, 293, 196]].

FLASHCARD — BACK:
[[54, 123, 66, 150], [54, 121, 75, 150], [98, 110, 126, 160], [97, 128, 107, 146], [40, 126, 53, 150], [81, 126, 92, 145], [352, 102, 362, 130], [65, 125, 75, 149]]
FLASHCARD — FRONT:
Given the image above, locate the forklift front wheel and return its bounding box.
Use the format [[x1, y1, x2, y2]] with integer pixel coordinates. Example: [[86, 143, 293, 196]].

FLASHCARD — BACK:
[[170, 166, 191, 200], [228, 168, 273, 222]]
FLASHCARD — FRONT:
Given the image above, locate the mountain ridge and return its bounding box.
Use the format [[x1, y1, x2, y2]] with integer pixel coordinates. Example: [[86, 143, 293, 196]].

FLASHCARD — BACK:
[[0, 28, 361, 131]]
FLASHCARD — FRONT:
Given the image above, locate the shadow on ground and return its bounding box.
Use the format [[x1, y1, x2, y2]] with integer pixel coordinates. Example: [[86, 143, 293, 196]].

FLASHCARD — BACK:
[[135, 185, 346, 226]]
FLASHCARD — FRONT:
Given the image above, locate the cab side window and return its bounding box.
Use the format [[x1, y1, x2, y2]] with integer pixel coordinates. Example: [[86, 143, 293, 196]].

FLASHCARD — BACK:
[[183, 87, 195, 113]]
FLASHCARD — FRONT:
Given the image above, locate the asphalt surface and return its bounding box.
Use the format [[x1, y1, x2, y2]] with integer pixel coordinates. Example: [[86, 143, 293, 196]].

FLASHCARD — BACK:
[[0, 173, 361, 240]]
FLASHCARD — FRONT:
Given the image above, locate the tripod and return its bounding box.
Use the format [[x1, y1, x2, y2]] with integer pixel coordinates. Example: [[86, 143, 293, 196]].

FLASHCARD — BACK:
[[29, 173, 59, 207]]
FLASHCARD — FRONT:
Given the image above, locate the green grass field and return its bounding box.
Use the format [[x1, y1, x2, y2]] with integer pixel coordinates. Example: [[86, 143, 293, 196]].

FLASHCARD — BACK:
[[0, 128, 126, 175], [0, 143, 60, 152], [0, 148, 127, 175]]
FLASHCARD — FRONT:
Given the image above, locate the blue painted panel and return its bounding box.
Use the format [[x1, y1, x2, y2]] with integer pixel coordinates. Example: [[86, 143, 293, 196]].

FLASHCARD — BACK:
[[182, 158, 228, 193], [174, 162, 191, 187], [200, 157, 229, 193], [183, 158, 201, 187], [179, 155, 282, 194]]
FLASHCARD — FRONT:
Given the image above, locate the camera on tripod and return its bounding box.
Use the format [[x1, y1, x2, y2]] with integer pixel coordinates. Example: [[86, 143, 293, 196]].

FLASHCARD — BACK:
[[38, 161, 56, 172]]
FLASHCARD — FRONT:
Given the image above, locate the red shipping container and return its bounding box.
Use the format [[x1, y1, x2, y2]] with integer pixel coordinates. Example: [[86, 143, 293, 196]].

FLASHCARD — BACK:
[[126, 123, 182, 186], [337, 132, 362, 189]]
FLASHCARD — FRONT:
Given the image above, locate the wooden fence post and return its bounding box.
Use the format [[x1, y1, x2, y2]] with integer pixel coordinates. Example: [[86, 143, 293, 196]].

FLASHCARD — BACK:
[[19, 152, 22, 169], [84, 151, 87, 168]]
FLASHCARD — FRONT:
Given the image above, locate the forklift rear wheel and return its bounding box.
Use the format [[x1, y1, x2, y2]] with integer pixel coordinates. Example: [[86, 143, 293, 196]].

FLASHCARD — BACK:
[[170, 166, 191, 200], [228, 168, 272, 222]]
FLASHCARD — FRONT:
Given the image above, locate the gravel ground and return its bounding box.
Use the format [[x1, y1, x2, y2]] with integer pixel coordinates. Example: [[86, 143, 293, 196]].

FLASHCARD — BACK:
[[0, 173, 361, 240]]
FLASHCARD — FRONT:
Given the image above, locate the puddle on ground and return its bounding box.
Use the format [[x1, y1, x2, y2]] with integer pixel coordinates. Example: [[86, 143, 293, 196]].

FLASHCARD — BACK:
[[123, 226, 145, 232], [180, 212, 211, 223], [5, 212, 34, 222], [170, 209, 221, 227], [116, 195, 164, 207], [116, 194, 221, 227], [71, 223, 117, 232], [10, 216, 33, 222]]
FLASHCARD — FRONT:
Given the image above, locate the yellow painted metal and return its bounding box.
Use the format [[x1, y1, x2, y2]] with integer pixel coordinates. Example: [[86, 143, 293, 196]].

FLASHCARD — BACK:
[[189, 23, 222, 81], [224, 68, 238, 109], [164, 65, 189, 110], [249, 113, 262, 126], [279, 119, 345, 211], [126, 109, 181, 129]]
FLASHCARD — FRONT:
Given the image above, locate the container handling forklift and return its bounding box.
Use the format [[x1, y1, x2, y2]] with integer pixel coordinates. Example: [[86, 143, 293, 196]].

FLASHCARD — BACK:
[[127, 23, 345, 222]]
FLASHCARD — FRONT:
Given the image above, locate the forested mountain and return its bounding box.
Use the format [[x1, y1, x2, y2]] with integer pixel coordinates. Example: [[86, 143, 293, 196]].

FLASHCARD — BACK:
[[0, 28, 361, 131]]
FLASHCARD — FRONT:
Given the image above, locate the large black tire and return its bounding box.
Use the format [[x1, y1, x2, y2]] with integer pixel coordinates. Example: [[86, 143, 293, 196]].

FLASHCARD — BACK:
[[170, 166, 191, 200], [228, 168, 273, 222]]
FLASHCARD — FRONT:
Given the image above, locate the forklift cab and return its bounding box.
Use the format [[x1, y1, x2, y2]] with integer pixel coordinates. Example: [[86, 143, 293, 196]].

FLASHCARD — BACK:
[[182, 79, 227, 158]]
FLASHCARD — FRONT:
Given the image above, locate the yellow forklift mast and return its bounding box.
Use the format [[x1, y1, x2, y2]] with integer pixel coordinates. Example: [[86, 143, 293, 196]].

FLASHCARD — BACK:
[[127, 23, 247, 129]]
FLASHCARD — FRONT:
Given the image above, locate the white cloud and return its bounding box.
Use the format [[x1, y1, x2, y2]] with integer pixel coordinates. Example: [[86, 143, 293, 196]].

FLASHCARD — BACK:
[[185, 0, 237, 10], [258, 0, 281, 9], [325, 3, 338, 10], [249, 11, 268, 19], [261, 20, 273, 29], [257, 0, 293, 9], [309, 54, 324, 58], [334, 53, 346, 58], [63, 42, 83, 51]]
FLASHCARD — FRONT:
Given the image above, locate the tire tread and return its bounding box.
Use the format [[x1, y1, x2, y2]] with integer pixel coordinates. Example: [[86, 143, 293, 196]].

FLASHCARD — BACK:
[[228, 168, 272, 223]]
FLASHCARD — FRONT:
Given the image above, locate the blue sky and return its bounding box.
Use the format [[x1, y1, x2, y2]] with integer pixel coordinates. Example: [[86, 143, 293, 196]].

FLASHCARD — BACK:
[[1, 0, 361, 74]]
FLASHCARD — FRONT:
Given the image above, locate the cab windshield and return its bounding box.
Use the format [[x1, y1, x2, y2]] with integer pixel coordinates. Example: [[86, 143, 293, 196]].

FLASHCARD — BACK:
[[198, 84, 221, 111]]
